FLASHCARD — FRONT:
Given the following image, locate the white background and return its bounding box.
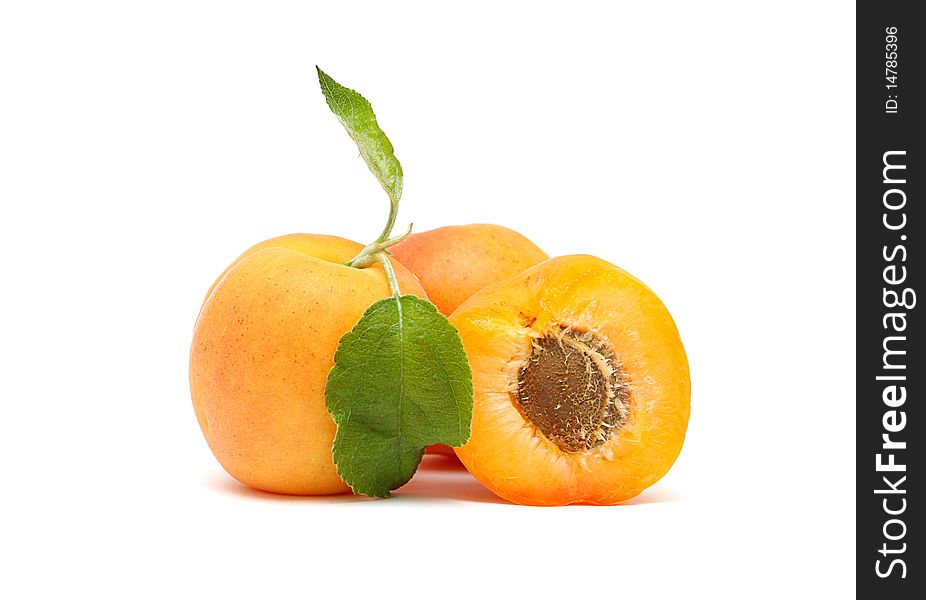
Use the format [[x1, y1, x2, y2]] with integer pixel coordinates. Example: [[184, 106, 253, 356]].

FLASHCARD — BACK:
[[1, 2, 855, 598]]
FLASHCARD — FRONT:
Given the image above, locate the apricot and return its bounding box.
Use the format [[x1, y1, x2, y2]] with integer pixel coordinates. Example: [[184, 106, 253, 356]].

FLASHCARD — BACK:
[[449, 255, 690, 505], [189, 233, 427, 495], [390, 224, 548, 316]]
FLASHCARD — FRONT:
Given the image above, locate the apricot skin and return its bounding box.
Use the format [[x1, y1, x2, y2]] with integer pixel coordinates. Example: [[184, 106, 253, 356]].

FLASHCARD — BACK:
[[189, 234, 427, 495], [390, 224, 548, 316], [449, 255, 690, 506]]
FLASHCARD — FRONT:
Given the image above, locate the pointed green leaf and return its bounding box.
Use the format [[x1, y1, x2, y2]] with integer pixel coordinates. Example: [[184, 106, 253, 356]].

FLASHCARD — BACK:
[[316, 66, 403, 203], [325, 295, 474, 498]]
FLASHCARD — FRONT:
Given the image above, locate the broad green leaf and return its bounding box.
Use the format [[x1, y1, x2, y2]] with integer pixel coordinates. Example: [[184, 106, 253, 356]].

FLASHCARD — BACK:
[[325, 295, 474, 497], [316, 66, 403, 203]]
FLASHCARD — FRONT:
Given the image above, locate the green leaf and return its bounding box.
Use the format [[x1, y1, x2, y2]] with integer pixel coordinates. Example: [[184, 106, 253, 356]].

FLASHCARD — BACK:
[[316, 66, 403, 203], [325, 295, 474, 498]]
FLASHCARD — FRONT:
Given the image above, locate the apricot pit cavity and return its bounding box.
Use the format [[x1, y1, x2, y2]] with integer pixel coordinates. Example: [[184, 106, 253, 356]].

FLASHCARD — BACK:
[[515, 326, 628, 453]]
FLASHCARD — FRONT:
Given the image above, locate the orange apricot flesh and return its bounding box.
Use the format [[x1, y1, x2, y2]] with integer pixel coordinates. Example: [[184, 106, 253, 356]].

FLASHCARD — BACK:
[[190, 234, 427, 495], [449, 254, 690, 505]]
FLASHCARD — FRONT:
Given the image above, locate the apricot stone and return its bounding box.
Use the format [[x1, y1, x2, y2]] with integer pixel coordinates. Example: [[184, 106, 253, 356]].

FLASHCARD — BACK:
[[189, 233, 427, 495], [390, 224, 548, 316]]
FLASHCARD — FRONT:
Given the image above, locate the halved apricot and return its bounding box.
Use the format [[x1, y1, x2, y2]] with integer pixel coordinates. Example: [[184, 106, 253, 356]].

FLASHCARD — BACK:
[[449, 254, 690, 505]]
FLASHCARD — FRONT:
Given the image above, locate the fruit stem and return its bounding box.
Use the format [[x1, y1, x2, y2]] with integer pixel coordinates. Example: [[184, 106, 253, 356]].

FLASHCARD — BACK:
[[377, 252, 402, 298], [346, 222, 413, 269]]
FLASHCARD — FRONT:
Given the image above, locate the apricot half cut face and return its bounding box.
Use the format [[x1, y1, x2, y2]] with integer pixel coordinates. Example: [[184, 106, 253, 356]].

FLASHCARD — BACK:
[[449, 255, 690, 505]]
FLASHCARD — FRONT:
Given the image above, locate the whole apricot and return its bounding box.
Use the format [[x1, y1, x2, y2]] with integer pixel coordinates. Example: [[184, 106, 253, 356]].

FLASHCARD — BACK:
[[390, 224, 548, 316], [190, 233, 427, 495], [449, 255, 690, 505]]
